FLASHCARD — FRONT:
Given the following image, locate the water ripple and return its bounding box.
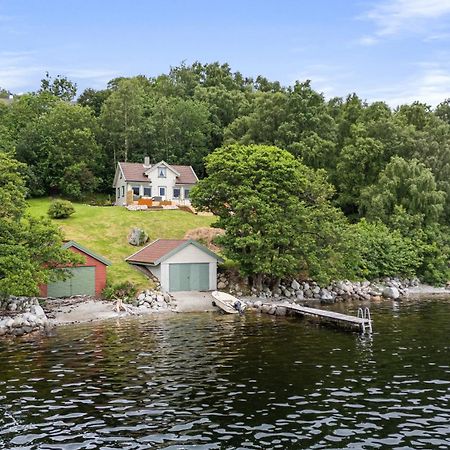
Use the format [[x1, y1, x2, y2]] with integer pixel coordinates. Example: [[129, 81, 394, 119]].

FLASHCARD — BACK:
[[1, 300, 450, 448]]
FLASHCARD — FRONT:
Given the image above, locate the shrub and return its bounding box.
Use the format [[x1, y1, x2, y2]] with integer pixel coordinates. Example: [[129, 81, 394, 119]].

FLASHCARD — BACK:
[[47, 199, 75, 219], [414, 225, 450, 285], [351, 219, 422, 280], [102, 281, 138, 301]]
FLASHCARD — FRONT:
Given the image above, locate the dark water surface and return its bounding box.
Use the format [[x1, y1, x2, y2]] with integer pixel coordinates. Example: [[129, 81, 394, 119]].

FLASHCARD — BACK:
[[0, 299, 449, 449]]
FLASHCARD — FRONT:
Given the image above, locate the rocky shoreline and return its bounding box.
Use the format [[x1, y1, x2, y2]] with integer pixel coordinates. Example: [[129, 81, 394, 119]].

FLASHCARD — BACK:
[[1, 278, 449, 338], [0, 297, 49, 337], [253, 277, 420, 303], [0, 289, 175, 338], [218, 273, 426, 302]]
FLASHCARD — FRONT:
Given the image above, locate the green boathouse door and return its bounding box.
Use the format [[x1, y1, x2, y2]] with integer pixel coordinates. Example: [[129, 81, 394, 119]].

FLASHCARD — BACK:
[[169, 263, 209, 291], [47, 266, 96, 297]]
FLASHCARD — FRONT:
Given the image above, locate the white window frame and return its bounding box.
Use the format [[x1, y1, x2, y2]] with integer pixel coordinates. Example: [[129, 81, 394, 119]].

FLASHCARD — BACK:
[[131, 185, 140, 197], [159, 186, 166, 197], [173, 187, 181, 199], [158, 167, 167, 178]]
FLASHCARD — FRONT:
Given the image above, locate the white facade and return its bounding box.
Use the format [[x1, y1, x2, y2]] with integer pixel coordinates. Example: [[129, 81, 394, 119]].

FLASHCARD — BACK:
[[113, 160, 197, 206], [114, 169, 128, 206], [159, 244, 219, 292]]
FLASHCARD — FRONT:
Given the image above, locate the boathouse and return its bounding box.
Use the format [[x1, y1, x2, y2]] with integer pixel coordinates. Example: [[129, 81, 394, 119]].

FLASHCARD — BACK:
[[40, 241, 112, 298], [126, 239, 223, 292]]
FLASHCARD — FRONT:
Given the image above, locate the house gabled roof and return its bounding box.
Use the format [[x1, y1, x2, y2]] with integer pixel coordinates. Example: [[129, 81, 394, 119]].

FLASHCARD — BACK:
[[144, 160, 180, 177], [126, 239, 223, 265], [117, 162, 198, 184], [63, 241, 112, 266]]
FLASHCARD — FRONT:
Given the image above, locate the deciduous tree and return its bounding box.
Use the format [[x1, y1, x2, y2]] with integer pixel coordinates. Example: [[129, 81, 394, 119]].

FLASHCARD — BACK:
[[0, 153, 80, 296], [192, 144, 352, 287]]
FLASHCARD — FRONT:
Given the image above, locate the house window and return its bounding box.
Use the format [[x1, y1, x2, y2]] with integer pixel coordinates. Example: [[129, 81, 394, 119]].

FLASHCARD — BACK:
[[132, 186, 140, 196], [143, 187, 151, 197], [117, 188, 120, 198], [159, 186, 166, 197], [158, 167, 167, 178], [184, 189, 190, 199], [121, 186, 125, 197], [173, 188, 180, 199]]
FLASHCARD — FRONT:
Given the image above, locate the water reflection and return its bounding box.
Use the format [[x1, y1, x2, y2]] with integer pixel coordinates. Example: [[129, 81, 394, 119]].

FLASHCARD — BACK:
[[0, 300, 449, 448]]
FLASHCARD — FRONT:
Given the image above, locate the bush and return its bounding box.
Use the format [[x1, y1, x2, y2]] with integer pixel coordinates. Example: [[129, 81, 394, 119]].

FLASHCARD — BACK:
[[47, 199, 75, 219], [102, 281, 138, 301], [351, 219, 422, 280], [414, 225, 450, 285]]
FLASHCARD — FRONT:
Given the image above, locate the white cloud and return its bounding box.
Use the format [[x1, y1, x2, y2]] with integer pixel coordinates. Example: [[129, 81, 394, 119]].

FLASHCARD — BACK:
[[365, 63, 450, 106], [65, 69, 118, 88], [358, 35, 379, 46], [289, 64, 354, 98], [0, 52, 116, 92], [0, 52, 44, 90], [361, 0, 450, 40]]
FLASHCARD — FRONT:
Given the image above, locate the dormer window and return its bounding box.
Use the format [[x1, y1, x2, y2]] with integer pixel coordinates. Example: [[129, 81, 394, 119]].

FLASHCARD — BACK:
[[158, 167, 167, 178]]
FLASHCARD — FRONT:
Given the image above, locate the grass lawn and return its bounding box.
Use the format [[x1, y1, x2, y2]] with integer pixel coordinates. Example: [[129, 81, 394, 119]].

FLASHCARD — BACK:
[[27, 198, 215, 288]]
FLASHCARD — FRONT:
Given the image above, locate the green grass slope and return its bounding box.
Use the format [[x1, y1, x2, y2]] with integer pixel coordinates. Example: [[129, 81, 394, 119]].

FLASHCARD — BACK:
[[27, 198, 215, 288]]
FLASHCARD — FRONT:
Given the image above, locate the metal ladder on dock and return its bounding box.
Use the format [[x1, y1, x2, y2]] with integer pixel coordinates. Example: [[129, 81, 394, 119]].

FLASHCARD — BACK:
[[357, 307, 372, 334]]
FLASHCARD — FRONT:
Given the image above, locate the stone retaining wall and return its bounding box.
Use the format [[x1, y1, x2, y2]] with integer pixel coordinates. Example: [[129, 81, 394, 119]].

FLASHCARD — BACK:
[[218, 271, 421, 304], [0, 296, 49, 337]]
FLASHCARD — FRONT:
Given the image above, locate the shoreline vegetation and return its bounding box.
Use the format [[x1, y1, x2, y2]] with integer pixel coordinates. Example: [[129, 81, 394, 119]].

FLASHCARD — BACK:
[[1, 63, 449, 311]]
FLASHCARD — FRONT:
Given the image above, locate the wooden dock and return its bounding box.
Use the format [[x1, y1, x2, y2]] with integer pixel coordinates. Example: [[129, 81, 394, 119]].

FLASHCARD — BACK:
[[267, 303, 373, 333]]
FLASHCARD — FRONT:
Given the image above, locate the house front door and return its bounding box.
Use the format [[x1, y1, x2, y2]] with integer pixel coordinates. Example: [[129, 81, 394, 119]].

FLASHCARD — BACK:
[[158, 186, 167, 200]]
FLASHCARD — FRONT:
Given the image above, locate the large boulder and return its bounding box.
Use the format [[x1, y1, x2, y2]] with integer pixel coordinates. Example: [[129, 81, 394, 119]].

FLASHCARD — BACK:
[[128, 228, 149, 246], [382, 286, 400, 299], [30, 304, 46, 318]]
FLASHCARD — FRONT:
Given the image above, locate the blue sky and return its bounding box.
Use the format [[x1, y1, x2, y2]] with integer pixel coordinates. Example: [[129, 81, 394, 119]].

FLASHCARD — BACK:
[[1, 0, 450, 106]]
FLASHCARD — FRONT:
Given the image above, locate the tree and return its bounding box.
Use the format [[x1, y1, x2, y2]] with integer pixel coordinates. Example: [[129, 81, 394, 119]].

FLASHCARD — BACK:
[[38, 72, 77, 101], [145, 96, 211, 176], [0, 153, 80, 296], [0, 87, 12, 99], [191, 144, 353, 288], [77, 88, 111, 116], [4, 92, 60, 136], [100, 78, 146, 164], [15, 102, 101, 198], [224, 91, 288, 145], [360, 157, 446, 226], [193, 85, 250, 148], [435, 99, 450, 124], [335, 124, 386, 216], [224, 81, 338, 173], [0, 124, 15, 153]]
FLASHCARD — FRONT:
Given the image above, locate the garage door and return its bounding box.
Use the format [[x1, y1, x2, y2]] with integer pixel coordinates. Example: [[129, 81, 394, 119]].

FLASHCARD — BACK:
[[169, 263, 209, 292], [47, 267, 96, 297]]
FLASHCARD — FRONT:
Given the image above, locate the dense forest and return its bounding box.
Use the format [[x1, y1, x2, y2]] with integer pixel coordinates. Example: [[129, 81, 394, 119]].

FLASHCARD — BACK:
[[1, 62, 450, 287]]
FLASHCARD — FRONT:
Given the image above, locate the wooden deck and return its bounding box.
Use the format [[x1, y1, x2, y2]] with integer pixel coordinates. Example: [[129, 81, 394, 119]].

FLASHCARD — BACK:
[[267, 303, 373, 333]]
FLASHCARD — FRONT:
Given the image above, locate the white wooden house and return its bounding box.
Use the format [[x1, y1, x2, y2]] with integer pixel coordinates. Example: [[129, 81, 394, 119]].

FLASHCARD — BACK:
[[113, 157, 198, 206]]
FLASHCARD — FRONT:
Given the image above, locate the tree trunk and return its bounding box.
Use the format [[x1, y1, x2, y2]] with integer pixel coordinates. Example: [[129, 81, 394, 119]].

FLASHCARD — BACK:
[[124, 109, 129, 162], [271, 277, 281, 291], [252, 273, 263, 292]]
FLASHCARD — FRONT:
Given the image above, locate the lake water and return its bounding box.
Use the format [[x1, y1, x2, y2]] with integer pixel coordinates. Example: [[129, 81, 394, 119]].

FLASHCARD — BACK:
[[0, 299, 449, 449]]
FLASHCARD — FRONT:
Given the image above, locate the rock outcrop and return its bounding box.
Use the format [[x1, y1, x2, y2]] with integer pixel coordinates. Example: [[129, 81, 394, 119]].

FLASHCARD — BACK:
[[135, 290, 176, 312], [0, 297, 50, 337]]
